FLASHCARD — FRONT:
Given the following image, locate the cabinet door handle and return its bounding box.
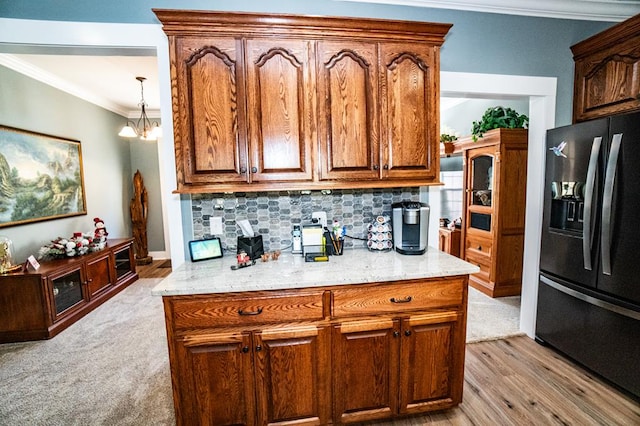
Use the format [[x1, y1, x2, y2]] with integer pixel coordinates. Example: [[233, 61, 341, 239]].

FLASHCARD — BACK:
[[390, 296, 412, 303], [393, 331, 400, 338], [238, 307, 263, 316], [251, 167, 257, 173], [373, 165, 379, 170], [242, 346, 249, 353], [477, 245, 482, 251], [404, 330, 412, 337], [383, 164, 389, 170], [87, 278, 93, 283], [255, 345, 262, 352], [240, 167, 247, 174]]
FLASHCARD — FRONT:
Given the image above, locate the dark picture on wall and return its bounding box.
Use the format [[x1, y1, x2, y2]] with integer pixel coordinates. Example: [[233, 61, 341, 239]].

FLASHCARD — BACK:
[[0, 125, 87, 228]]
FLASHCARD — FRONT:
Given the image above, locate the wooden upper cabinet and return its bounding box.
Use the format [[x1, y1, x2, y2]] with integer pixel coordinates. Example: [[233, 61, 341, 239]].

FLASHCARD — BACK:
[[571, 14, 640, 122], [317, 41, 380, 181], [155, 10, 451, 192], [245, 39, 314, 183], [173, 37, 248, 185], [380, 43, 438, 181]]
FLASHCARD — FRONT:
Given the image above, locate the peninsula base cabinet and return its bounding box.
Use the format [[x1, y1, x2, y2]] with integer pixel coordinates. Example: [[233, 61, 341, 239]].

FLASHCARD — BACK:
[[161, 276, 468, 425], [0, 238, 137, 343]]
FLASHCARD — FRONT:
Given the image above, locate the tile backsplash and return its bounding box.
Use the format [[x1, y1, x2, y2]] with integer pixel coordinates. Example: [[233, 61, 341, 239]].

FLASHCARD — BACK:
[[191, 188, 419, 252]]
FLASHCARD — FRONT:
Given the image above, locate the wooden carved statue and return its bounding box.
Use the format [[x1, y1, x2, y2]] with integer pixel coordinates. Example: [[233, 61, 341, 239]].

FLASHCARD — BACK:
[[130, 170, 152, 265]]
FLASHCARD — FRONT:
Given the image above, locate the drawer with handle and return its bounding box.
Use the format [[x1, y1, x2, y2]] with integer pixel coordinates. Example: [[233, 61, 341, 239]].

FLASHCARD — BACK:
[[332, 278, 465, 318], [465, 251, 491, 282], [465, 234, 492, 260], [167, 290, 326, 330]]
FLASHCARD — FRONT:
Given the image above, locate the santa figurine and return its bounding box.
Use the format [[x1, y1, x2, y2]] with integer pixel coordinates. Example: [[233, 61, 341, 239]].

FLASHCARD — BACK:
[[94, 217, 109, 242]]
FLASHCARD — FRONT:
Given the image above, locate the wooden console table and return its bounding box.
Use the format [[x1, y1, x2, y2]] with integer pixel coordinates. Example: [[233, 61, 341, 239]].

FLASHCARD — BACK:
[[0, 238, 138, 343]]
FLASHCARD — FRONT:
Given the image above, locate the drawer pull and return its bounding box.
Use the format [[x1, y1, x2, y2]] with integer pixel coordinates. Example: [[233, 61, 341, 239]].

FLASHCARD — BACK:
[[390, 296, 412, 303], [477, 245, 482, 251], [238, 307, 263, 316]]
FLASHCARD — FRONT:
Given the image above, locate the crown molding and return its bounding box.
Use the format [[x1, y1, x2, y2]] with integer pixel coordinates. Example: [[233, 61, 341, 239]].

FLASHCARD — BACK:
[[334, 0, 640, 22], [0, 53, 130, 117]]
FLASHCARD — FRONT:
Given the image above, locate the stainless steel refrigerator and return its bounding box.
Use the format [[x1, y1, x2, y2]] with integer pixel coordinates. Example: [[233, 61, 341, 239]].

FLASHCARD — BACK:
[[537, 110, 640, 399]]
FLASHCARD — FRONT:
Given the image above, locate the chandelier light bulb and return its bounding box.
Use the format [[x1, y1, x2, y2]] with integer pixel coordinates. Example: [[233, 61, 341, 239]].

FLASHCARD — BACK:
[[118, 76, 161, 141]]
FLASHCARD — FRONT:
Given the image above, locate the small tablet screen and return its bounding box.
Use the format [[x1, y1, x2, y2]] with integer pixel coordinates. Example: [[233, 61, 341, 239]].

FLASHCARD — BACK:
[[188, 238, 223, 262]]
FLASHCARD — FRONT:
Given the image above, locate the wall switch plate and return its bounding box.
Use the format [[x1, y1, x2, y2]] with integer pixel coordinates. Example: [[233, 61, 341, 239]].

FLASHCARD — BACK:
[[210, 216, 223, 235], [312, 211, 327, 228]]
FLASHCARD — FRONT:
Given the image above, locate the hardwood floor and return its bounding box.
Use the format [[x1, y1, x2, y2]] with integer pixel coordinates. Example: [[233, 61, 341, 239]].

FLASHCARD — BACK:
[[136, 259, 172, 279], [368, 336, 639, 425]]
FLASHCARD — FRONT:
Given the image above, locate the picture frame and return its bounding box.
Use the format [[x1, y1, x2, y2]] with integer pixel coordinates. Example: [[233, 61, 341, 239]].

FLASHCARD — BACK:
[[188, 238, 223, 262], [0, 125, 87, 228]]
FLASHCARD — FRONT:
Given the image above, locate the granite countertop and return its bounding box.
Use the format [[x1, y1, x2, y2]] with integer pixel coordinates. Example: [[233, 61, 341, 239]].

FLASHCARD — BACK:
[[152, 247, 479, 296]]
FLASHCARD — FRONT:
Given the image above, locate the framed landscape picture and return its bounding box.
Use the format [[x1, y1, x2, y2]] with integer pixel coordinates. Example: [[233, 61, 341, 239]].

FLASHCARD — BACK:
[[0, 125, 87, 228]]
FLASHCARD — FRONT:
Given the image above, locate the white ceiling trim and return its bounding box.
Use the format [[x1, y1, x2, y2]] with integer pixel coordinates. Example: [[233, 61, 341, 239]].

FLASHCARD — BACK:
[[0, 53, 129, 117], [335, 0, 640, 21]]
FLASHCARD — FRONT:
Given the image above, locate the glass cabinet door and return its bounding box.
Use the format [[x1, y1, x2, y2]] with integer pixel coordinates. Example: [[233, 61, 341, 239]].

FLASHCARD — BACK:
[[51, 269, 85, 316], [470, 155, 493, 207], [467, 152, 494, 233], [114, 246, 133, 281]]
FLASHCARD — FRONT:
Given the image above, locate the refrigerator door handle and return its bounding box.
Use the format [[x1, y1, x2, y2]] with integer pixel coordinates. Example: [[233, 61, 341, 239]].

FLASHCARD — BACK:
[[583, 136, 602, 271], [602, 133, 623, 276]]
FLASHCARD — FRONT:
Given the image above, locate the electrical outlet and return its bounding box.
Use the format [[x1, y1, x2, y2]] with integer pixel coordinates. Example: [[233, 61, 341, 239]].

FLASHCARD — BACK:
[[211, 216, 223, 235]]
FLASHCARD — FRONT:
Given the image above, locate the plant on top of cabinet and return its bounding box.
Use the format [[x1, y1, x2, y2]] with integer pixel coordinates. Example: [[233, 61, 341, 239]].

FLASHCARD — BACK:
[[471, 106, 529, 141]]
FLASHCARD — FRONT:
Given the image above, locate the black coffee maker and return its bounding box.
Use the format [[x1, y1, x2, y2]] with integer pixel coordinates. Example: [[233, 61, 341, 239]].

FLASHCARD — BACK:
[[391, 201, 430, 255]]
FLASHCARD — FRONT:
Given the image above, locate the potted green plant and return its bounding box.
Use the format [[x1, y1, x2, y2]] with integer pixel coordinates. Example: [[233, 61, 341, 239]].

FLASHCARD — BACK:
[[471, 106, 529, 141], [440, 126, 459, 154]]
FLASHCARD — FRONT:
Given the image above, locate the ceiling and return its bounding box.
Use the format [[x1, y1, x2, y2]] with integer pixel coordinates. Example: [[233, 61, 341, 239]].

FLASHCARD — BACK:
[[1, 0, 638, 118]]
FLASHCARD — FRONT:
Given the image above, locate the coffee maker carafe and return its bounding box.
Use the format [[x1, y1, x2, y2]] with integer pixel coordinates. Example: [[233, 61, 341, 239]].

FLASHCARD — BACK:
[[391, 201, 429, 255]]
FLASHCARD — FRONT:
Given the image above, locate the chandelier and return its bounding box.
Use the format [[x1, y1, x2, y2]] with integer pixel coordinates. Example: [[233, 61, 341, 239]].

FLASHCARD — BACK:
[[118, 76, 162, 141]]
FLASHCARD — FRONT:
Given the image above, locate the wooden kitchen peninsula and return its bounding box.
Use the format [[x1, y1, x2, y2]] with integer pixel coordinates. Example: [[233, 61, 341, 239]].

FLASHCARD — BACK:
[[153, 248, 478, 425]]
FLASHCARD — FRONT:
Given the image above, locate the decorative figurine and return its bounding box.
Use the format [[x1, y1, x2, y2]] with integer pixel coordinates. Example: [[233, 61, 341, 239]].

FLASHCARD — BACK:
[[231, 250, 255, 270]]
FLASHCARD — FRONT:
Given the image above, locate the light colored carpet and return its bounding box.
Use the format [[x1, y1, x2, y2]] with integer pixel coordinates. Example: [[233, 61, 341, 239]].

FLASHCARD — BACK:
[[0, 279, 521, 425], [0, 278, 175, 426], [466, 286, 523, 343]]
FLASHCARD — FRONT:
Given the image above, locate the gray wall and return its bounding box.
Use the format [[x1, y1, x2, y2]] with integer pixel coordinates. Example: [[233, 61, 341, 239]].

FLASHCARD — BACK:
[[0, 0, 613, 126], [0, 65, 133, 262]]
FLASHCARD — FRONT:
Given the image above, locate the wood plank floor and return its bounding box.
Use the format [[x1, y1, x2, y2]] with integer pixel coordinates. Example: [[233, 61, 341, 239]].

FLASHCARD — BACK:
[[136, 258, 172, 279], [368, 336, 639, 425]]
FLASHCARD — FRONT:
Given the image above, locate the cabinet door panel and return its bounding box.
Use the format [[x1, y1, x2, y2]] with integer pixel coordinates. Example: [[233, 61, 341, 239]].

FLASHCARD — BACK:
[[175, 37, 248, 184], [245, 39, 313, 182], [85, 253, 113, 298], [317, 41, 380, 180], [399, 313, 462, 414], [254, 325, 330, 425], [333, 319, 399, 424], [380, 43, 437, 180], [176, 332, 256, 426], [49, 266, 86, 320]]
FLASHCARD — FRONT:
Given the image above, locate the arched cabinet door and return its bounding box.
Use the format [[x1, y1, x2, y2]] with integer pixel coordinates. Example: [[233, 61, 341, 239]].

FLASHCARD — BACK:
[[174, 37, 249, 185], [379, 43, 439, 181], [245, 39, 314, 183], [317, 42, 380, 181]]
